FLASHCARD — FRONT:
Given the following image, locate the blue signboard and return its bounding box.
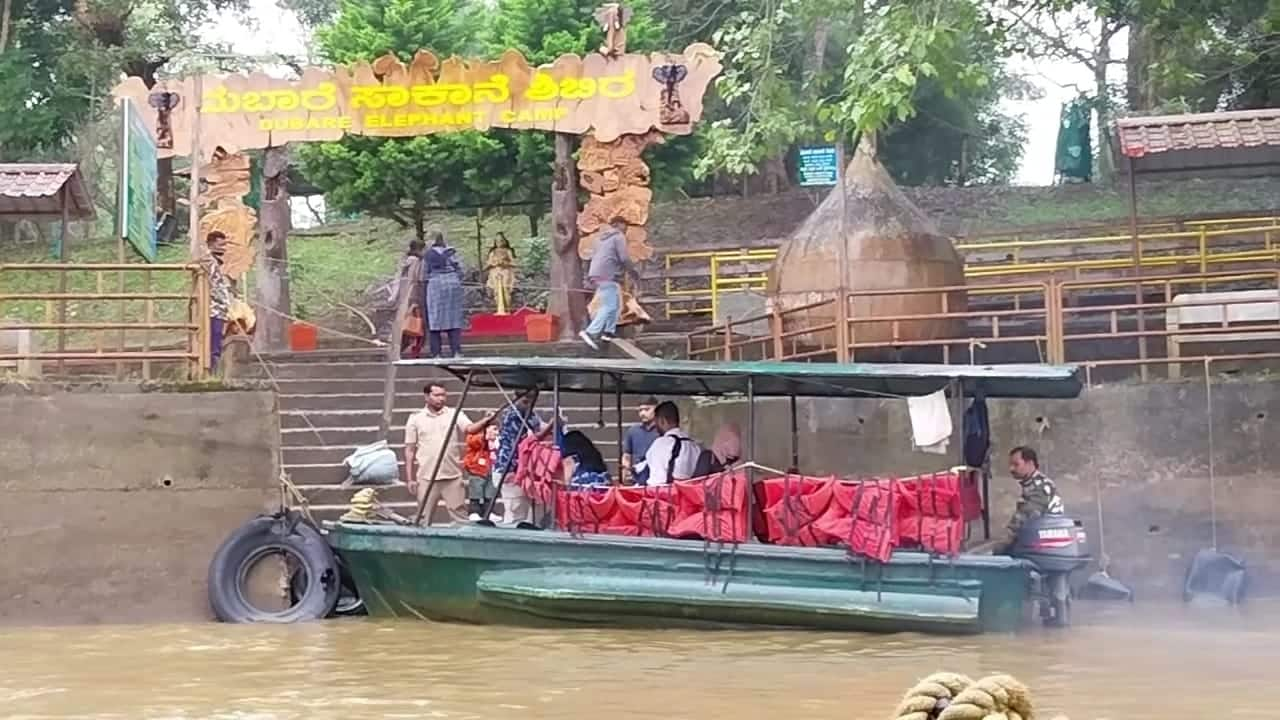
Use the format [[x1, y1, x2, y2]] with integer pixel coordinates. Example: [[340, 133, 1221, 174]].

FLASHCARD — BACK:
[[797, 145, 838, 187], [118, 98, 159, 262]]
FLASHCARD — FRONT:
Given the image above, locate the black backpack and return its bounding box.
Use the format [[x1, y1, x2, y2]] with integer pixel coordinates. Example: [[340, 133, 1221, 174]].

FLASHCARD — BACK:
[[962, 389, 990, 469]]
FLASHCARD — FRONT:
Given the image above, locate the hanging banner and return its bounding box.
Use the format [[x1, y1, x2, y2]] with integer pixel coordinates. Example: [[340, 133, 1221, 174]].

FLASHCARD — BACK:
[[118, 98, 159, 262], [112, 46, 722, 160]]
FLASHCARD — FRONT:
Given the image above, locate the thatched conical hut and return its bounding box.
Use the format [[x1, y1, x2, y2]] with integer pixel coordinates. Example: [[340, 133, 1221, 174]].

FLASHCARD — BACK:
[[768, 142, 966, 357]]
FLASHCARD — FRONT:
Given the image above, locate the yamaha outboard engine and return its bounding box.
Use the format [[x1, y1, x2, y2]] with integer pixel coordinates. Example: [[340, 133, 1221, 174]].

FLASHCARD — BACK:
[[1009, 515, 1091, 626]]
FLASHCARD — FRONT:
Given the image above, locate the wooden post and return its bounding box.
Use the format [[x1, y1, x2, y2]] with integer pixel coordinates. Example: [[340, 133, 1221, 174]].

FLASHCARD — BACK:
[[1127, 155, 1148, 381], [549, 133, 586, 339], [56, 184, 68, 375], [835, 291, 850, 363], [196, 268, 210, 376], [379, 256, 421, 441], [142, 269, 153, 379], [770, 306, 784, 360], [188, 73, 203, 259], [254, 145, 293, 351]]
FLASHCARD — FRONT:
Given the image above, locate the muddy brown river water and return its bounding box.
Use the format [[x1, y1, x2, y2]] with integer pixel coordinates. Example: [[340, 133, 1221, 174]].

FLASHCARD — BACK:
[[2, 601, 1275, 719]]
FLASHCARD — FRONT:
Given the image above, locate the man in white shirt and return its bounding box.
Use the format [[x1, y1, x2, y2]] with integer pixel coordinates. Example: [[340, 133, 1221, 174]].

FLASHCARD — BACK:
[[643, 401, 702, 486]]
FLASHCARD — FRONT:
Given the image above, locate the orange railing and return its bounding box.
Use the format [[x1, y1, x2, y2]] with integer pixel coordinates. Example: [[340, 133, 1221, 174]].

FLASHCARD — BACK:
[[687, 270, 1280, 383]]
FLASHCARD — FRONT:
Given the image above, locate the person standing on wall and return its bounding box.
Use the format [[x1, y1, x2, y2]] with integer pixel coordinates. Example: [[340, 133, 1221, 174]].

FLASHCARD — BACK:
[[404, 382, 497, 526], [580, 216, 635, 350], [202, 231, 234, 372], [621, 396, 661, 485], [422, 231, 466, 358]]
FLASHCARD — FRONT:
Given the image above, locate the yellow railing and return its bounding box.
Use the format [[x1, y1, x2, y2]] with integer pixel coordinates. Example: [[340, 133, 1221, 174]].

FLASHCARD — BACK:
[[663, 248, 777, 319], [659, 215, 1280, 320], [0, 263, 210, 380]]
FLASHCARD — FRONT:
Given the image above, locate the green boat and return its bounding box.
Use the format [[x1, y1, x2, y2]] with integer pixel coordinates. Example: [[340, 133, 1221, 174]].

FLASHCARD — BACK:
[[328, 357, 1084, 634]]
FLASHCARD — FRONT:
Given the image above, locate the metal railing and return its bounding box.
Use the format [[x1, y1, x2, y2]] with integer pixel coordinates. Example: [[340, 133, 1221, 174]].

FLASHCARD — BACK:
[[686, 269, 1280, 383], [0, 263, 210, 379], [658, 214, 1280, 320], [662, 247, 777, 319]]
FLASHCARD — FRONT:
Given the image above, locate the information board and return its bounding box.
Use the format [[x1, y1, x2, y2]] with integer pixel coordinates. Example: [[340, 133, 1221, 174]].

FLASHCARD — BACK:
[[119, 98, 158, 262], [797, 145, 838, 187]]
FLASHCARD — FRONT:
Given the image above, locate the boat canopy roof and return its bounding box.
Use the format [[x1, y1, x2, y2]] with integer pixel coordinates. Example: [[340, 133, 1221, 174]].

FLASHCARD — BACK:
[[398, 357, 1083, 399]]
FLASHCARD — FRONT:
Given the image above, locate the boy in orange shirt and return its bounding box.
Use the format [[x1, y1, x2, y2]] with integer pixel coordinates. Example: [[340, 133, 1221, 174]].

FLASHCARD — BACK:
[[464, 424, 499, 521]]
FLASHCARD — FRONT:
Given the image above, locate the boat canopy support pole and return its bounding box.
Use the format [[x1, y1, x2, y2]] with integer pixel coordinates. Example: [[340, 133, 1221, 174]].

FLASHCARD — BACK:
[[413, 369, 475, 525], [551, 370, 561, 530], [615, 376, 624, 478], [481, 369, 545, 521], [745, 376, 757, 542], [789, 394, 799, 471]]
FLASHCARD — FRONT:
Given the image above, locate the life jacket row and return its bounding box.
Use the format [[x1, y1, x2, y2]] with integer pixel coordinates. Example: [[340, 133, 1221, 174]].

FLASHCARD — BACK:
[[513, 437, 983, 561]]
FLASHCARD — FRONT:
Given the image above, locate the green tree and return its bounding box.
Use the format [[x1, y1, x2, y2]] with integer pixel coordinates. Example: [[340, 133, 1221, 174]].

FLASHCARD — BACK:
[[316, 0, 479, 62], [881, 75, 1030, 186], [298, 0, 498, 240], [697, 0, 1017, 187], [484, 0, 693, 203], [486, 0, 665, 64]]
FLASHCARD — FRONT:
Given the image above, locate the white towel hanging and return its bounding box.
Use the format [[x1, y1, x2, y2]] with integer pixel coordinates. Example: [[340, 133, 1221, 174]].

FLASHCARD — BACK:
[[907, 390, 952, 455]]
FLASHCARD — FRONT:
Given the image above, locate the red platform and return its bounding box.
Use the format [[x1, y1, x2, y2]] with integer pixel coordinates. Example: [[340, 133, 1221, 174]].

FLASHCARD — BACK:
[[465, 307, 538, 338]]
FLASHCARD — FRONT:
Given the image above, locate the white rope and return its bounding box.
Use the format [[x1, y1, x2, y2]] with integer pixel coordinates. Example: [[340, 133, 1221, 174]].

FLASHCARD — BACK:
[[249, 301, 385, 347]]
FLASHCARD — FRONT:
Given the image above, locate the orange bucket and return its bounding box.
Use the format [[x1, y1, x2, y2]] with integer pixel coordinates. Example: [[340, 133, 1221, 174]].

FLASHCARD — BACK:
[[289, 321, 318, 351], [524, 313, 558, 343]]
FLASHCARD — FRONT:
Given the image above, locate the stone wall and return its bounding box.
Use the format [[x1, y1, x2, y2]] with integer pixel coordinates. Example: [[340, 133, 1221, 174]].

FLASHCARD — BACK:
[[0, 385, 279, 625], [685, 376, 1280, 596]]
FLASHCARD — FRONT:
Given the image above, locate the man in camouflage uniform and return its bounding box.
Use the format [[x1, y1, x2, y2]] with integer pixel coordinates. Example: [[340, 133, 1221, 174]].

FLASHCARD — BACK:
[[994, 446, 1065, 554]]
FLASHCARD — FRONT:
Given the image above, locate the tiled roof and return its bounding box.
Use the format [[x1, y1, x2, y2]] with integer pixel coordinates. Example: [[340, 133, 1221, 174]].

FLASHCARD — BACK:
[[1115, 109, 1280, 158], [0, 163, 96, 219]]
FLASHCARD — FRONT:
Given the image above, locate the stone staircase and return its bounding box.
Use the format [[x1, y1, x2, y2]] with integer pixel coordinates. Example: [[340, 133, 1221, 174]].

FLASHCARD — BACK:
[[250, 338, 684, 523]]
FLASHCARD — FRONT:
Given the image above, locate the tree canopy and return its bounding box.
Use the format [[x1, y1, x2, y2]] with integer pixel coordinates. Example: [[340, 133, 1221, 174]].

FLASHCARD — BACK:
[[2, 0, 1277, 217]]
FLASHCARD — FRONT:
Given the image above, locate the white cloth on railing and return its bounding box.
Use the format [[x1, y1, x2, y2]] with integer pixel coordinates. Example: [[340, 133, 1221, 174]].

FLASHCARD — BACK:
[[907, 390, 951, 455]]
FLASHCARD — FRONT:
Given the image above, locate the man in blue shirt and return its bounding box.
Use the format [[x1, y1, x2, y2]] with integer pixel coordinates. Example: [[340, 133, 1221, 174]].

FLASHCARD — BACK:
[[621, 396, 661, 485], [470, 389, 555, 525]]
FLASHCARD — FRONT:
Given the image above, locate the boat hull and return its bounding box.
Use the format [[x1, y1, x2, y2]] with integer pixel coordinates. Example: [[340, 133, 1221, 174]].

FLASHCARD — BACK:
[[327, 523, 1032, 634]]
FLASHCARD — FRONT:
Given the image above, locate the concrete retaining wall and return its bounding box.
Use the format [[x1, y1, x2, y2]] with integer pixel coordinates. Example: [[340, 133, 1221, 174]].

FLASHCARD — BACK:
[[0, 386, 279, 625], [686, 377, 1280, 596]]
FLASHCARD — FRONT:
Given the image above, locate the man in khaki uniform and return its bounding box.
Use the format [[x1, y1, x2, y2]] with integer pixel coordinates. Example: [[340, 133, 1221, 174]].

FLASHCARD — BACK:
[[404, 382, 496, 525]]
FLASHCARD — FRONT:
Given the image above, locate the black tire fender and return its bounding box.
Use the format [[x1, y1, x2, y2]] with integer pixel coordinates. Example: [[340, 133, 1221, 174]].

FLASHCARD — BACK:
[[208, 513, 340, 623]]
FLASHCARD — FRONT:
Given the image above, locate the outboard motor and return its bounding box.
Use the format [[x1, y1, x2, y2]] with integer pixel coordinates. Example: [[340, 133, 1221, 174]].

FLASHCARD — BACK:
[[1009, 515, 1091, 627]]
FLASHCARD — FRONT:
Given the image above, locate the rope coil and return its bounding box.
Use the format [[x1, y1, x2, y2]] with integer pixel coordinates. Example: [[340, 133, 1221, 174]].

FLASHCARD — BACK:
[[890, 672, 1067, 720]]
